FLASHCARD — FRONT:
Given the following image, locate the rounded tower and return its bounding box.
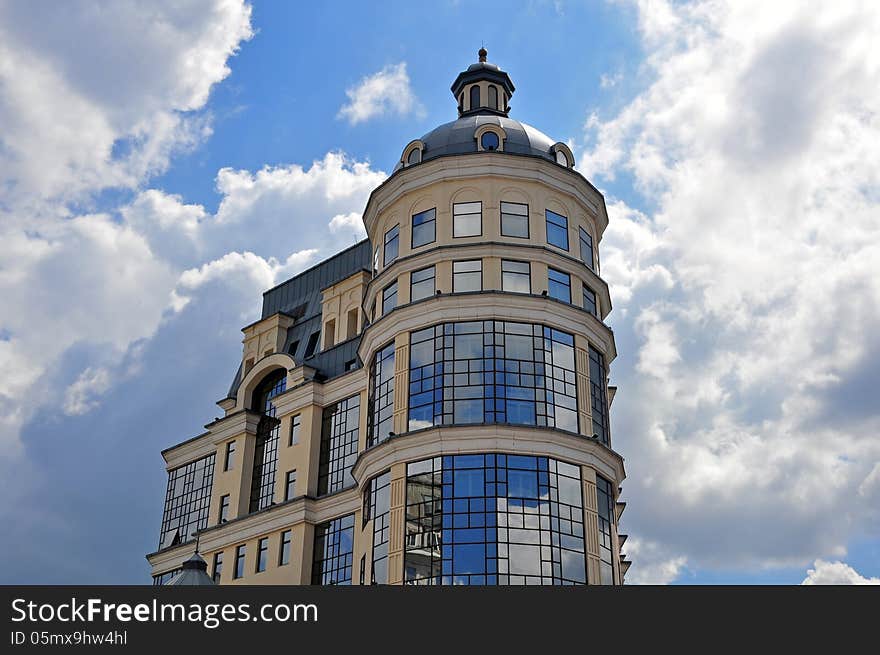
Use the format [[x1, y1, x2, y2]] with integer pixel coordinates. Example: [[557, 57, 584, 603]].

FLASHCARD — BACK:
[[357, 50, 626, 585]]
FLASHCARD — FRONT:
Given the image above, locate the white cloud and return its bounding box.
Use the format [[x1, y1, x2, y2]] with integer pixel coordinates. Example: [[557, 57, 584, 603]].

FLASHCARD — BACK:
[[623, 538, 688, 585], [600, 71, 622, 89], [329, 211, 368, 239], [63, 368, 113, 416], [580, 1, 880, 572], [802, 560, 880, 585], [337, 63, 424, 125]]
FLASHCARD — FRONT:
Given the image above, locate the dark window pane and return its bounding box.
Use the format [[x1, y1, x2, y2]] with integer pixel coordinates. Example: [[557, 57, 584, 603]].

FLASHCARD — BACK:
[[410, 265, 435, 301], [547, 268, 571, 303], [368, 343, 395, 447], [480, 131, 499, 151], [545, 210, 569, 250], [312, 514, 355, 585], [500, 201, 529, 238], [318, 395, 360, 495], [383, 225, 399, 265], [382, 281, 398, 314], [412, 208, 436, 248]]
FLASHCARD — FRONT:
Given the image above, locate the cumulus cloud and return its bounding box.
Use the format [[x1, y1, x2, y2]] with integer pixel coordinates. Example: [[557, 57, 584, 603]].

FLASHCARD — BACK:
[[337, 62, 424, 125], [579, 0, 880, 580], [802, 560, 880, 585]]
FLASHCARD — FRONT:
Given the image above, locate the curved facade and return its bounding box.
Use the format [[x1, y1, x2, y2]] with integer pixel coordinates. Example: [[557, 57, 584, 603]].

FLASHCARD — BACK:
[[147, 50, 629, 586]]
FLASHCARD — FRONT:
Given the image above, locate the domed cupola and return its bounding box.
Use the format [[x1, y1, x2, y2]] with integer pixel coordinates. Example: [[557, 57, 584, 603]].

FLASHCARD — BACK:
[[451, 48, 515, 117]]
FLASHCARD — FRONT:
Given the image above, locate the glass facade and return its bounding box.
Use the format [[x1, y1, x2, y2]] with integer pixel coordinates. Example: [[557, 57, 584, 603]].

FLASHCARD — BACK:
[[596, 475, 616, 584], [364, 471, 391, 584], [318, 394, 360, 495], [312, 514, 355, 585], [589, 346, 609, 445], [249, 370, 287, 513], [408, 321, 578, 432], [368, 342, 395, 447], [404, 454, 586, 585], [159, 453, 215, 549]]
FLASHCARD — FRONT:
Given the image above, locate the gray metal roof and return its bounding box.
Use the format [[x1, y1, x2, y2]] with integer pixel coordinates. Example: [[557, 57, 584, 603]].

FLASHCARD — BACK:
[[396, 114, 558, 171], [165, 552, 216, 586], [226, 240, 372, 399]]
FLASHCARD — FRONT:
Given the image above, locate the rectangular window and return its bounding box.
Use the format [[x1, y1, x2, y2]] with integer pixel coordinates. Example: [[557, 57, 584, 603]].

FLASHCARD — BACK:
[[368, 342, 395, 447], [579, 226, 594, 271], [383, 225, 399, 266], [279, 530, 291, 566], [234, 544, 246, 579], [312, 514, 355, 585], [158, 454, 215, 549], [224, 441, 236, 471], [597, 475, 616, 585], [289, 414, 301, 446], [589, 346, 609, 445], [546, 209, 569, 250], [583, 285, 598, 317], [501, 260, 531, 294], [218, 494, 230, 524], [452, 260, 482, 292], [410, 265, 435, 302], [547, 268, 571, 303], [500, 201, 529, 238], [284, 470, 297, 501], [256, 537, 268, 573], [212, 552, 223, 583], [318, 395, 360, 495], [304, 330, 321, 358], [382, 281, 398, 315], [453, 201, 482, 237], [411, 208, 436, 248]]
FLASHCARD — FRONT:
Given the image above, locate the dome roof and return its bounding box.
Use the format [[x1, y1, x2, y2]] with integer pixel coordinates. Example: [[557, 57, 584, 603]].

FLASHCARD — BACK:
[[395, 114, 558, 171]]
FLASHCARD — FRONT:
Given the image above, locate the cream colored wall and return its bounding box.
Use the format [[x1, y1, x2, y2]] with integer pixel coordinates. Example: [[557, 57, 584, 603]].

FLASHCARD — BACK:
[[320, 270, 369, 349], [241, 313, 295, 377]]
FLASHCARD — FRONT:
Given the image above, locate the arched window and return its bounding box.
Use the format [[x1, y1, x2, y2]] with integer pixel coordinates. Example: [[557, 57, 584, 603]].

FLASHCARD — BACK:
[[407, 147, 421, 165], [470, 85, 480, 110], [480, 131, 499, 151], [488, 85, 498, 110], [555, 149, 569, 166], [249, 368, 286, 513]]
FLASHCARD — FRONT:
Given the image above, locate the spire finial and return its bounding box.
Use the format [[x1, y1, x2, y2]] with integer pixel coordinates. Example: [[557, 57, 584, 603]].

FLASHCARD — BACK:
[[478, 46, 487, 63]]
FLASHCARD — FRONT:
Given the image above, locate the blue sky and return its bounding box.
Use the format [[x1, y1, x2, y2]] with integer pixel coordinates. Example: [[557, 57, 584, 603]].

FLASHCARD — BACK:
[[1, 0, 879, 585]]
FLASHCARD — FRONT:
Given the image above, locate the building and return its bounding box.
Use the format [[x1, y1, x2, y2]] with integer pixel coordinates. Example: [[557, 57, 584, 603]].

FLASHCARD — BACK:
[[147, 49, 629, 586]]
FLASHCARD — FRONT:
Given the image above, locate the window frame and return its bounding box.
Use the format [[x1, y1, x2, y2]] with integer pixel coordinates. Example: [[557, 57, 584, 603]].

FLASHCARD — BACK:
[[234, 544, 246, 579], [547, 267, 572, 304], [218, 494, 230, 524], [383, 224, 399, 266], [224, 440, 236, 471], [545, 209, 570, 251], [284, 469, 297, 501], [500, 201, 529, 238], [452, 201, 482, 238], [256, 537, 269, 573], [411, 208, 437, 249], [579, 226, 595, 271], [583, 284, 598, 317], [501, 259, 531, 294], [452, 259, 483, 293], [382, 280, 398, 315], [279, 530, 292, 566], [289, 414, 301, 446], [409, 265, 436, 302]]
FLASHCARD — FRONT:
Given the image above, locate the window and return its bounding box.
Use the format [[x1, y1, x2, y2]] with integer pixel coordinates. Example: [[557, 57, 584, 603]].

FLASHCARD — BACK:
[[212, 552, 223, 583], [556, 149, 569, 166], [408, 321, 578, 432], [410, 265, 435, 302], [279, 530, 291, 566], [383, 225, 399, 266], [284, 470, 297, 501], [218, 494, 230, 524], [453, 201, 482, 237], [158, 454, 215, 549], [224, 441, 236, 471], [547, 268, 571, 303], [346, 308, 358, 339], [480, 131, 499, 151], [407, 147, 421, 165], [452, 260, 482, 292], [304, 330, 321, 358], [365, 471, 391, 584], [256, 537, 269, 573], [545, 210, 569, 250], [152, 569, 181, 586], [360, 555, 367, 585], [287, 340, 299, 356], [368, 342, 395, 447], [345, 359, 357, 371], [312, 514, 355, 585], [382, 281, 398, 314], [597, 476, 616, 585], [404, 454, 585, 585], [488, 85, 498, 109], [589, 346, 609, 445], [469, 84, 480, 109], [411, 208, 436, 248], [234, 545, 246, 579], [289, 414, 301, 446], [501, 260, 531, 294], [500, 201, 529, 238], [318, 394, 360, 495], [579, 227, 594, 271], [249, 370, 286, 513], [583, 285, 598, 317]]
